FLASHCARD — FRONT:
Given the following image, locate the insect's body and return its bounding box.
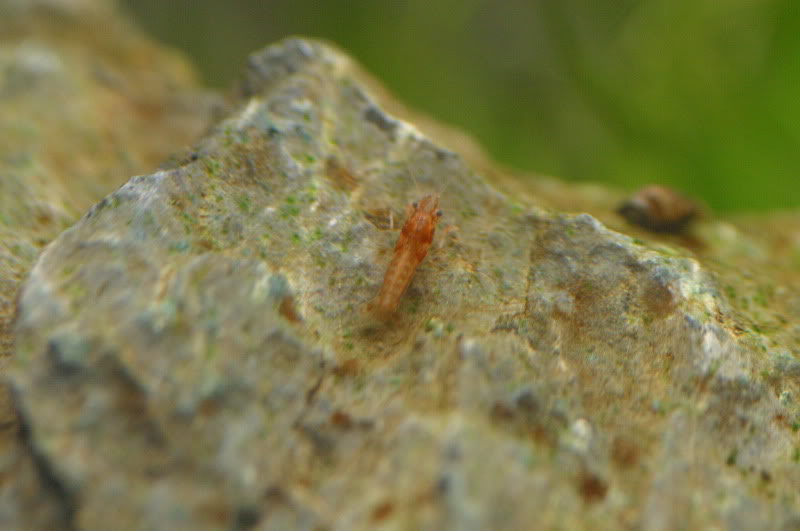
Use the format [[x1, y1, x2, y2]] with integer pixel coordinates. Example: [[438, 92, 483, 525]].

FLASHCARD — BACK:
[[372, 195, 441, 319]]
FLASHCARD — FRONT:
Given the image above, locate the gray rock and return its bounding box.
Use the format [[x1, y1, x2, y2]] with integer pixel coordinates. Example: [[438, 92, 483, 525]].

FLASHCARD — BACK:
[[0, 0, 219, 529], [0, 0, 219, 362], [7, 36, 800, 530]]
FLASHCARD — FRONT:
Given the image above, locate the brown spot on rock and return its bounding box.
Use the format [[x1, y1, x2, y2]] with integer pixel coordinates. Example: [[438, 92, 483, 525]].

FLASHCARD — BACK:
[[490, 401, 515, 422], [364, 207, 397, 231], [278, 295, 303, 323], [371, 500, 394, 522], [332, 358, 360, 378], [611, 436, 640, 469], [642, 279, 676, 320], [325, 157, 358, 191], [578, 472, 608, 503], [330, 410, 353, 429], [196, 238, 216, 251]]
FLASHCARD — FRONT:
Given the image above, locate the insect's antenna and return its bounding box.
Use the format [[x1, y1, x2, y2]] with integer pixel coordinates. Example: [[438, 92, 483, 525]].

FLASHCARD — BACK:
[[408, 171, 447, 202], [434, 157, 461, 201], [409, 172, 423, 200], [438, 168, 456, 201], [407, 159, 459, 212]]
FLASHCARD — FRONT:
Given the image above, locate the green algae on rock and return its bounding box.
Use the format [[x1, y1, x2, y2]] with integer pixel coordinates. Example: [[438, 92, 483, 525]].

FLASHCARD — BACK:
[[7, 37, 800, 529]]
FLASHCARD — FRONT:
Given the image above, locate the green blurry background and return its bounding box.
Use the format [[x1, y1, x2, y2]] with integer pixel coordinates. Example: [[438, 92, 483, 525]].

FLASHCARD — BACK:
[[123, 0, 800, 212]]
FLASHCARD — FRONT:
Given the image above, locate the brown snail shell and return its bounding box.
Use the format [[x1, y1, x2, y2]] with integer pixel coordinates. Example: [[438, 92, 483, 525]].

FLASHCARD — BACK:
[[617, 185, 698, 233]]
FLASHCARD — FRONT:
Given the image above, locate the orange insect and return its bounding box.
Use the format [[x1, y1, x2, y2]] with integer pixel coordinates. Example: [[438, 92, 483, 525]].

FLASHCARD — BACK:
[[371, 195, 442, 319]]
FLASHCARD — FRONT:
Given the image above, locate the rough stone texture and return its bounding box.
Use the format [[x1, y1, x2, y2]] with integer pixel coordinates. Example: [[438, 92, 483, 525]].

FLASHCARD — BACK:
[[0, 0, 219, 360], [5, 33, 800, 531], [0, 1, 219, 529]]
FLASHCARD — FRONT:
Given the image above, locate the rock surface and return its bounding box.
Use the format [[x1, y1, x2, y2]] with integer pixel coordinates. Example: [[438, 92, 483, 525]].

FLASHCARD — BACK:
[[5, 26, 800, 531], [0, 0, 218, 528], [0, 0, 218, 360]]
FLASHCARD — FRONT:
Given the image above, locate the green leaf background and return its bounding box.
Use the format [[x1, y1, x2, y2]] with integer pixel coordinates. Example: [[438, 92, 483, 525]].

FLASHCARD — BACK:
[[124, 0, 800, 212]]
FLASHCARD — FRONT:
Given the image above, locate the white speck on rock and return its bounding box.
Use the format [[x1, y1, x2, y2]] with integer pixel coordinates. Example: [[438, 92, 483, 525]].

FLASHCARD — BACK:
[[564, 418, 593, 454]]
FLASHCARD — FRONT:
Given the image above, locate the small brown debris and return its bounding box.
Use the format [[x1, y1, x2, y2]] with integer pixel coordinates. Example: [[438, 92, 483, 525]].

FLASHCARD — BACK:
[[611, 436, 640, 469], [617, 185, 698, 233], [364, 207, 396, 231], [263, 486, 290, 504], [330, 410, 353, 429], [197, 396, 221, 417], [35, 209, 53, 227], [578, 472, 608, 503], [490, 401, 516, 422], [325, 156, 358, 191], [371, 500, 395, 522], [773, 414, 788, 427], [332, 358, 360, 378], [198, 500, 233, 526], [278, 295, 303, 323], [196, 238, 215, 251]]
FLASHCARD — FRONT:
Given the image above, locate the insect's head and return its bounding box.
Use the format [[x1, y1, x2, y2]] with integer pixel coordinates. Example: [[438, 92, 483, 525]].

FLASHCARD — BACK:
[[407, 194, 442, 238], [414, 194, 440, 216]]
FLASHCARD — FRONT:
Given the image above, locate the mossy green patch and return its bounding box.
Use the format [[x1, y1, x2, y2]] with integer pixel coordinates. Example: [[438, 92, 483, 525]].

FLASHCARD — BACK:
[[309, 227, 323, 241], [726, 449, 737, 466], [204, 158, 222, 177], [724, 285, 737, 300], [753, 285, 774, 308], [236, 195, 251, 213], [280, 196, 301, 218], [281, 204, 301, 217]]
